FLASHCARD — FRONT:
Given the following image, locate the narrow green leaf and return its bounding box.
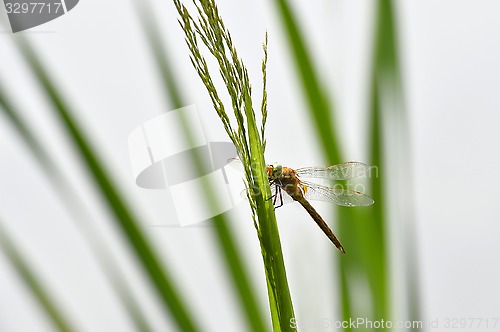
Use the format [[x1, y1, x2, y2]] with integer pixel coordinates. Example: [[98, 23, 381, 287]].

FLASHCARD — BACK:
[[0, 220, 74, 332], [371, 0, 421, 328], [0, 83, 153, 332], [12, 37, 200, 332], [365, 81, 388, 321], [0, 83, 52, 171], [273, 0, 341, 163]]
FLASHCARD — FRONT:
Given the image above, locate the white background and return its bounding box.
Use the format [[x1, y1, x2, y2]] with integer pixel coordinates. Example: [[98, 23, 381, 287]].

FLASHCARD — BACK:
[[1, 0, 499, 331]]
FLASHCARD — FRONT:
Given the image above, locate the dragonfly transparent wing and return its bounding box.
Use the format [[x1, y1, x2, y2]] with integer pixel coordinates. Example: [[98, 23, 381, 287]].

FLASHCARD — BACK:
[[295, 162, 371, 180], [300, 180, 374, 207], [240, 184, 295, 204], [227, 157, 244, 173]]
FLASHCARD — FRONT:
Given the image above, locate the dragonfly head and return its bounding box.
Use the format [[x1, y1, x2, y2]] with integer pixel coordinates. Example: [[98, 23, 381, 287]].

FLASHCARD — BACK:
[[268, 163, 283, 179]]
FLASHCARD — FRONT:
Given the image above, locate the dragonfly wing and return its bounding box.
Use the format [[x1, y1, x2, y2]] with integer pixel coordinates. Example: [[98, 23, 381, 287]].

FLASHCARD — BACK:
[[227, 157, 244, 173], [295, 162, 371, 180], [300, 181, 374, 207], [240, 184, 295, 204]]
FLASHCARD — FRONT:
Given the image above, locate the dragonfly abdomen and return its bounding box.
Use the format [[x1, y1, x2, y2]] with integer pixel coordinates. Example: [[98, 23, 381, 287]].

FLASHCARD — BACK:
[[296, 198, 346, 254]]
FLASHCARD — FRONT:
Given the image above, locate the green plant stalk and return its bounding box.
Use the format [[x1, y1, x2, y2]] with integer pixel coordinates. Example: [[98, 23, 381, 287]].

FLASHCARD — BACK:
[[11, 38, 200, 331], [0, 220, 74, 332], [133, 2, 268, 329], [244, 93, 295, 332], [174, 1, 296, 330], [0, 83, 153, 332]]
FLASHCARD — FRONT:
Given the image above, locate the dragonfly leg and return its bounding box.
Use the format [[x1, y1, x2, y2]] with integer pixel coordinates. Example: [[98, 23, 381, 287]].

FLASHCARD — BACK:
[[273, 185, 279, 206], [270, 185, 284, 210], [275, 187, 284, 209], [265, 179, 276, 202]]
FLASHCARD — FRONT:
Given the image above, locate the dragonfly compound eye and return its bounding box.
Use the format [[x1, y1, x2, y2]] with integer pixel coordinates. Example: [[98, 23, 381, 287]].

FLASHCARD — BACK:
[[272, 163, 283, 177]]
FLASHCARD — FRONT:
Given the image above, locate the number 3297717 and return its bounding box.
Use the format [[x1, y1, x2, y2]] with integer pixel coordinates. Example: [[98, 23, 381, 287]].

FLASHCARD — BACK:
[[5, 2, 63, 14]]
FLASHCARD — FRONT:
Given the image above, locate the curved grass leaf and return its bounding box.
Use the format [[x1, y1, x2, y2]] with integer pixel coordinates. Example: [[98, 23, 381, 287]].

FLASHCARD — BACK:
[[0, 83, 153, 332], [0, 220, 74, 332], [273, 0, 341, 164], [11, 37, 200, 332]]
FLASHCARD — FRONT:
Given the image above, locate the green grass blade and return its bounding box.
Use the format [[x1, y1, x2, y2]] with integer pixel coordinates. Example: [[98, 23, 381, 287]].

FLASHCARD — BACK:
[[365, 82, 388, 321], [372, 0, 421, 327], [0, 83, 52, 171], [132, 1, 184, 109], [12, 38, 200, 332], [135, 2, 269, 330], [0, 220, 74, 332], [273, 0, 341, 163], [0, 84, 153, 332]]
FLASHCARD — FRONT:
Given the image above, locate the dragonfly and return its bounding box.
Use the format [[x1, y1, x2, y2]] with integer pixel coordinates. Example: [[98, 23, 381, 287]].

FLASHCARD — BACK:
[[228, 159, 374, 253]]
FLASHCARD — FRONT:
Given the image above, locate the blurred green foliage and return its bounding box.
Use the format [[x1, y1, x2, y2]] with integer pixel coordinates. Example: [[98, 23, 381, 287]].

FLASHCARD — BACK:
[[0, 1, 420, 331]]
